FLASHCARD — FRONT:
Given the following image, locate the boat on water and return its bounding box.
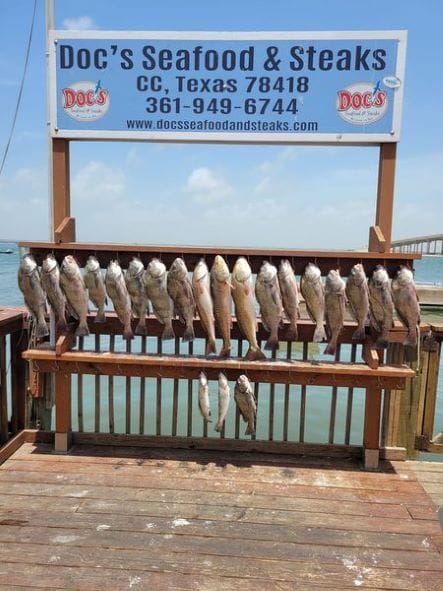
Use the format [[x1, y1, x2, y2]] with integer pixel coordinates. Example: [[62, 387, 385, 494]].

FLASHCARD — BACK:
[[0, 249, 13, 254]]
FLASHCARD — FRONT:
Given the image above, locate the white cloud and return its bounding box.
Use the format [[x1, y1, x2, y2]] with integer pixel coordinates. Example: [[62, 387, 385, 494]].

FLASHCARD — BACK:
[[184, 167, 232, 204], [71, 161, 125, 204], [253, 175, 271, 195], [61, 16, 98, 30]]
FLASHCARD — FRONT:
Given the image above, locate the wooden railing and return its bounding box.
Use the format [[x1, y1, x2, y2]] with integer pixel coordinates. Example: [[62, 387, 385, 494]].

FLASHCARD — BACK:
[[16, 241, 425, 469], [0, 308, 27, 445]]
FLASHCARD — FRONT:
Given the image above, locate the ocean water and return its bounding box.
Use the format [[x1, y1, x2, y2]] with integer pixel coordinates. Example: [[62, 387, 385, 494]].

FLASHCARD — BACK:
[[2, 243, 442, 445]]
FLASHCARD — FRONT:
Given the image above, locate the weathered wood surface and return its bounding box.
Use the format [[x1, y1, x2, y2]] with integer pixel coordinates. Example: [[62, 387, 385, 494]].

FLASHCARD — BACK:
[[23, 348, 414, 387], [20, 240, 420, 275], [0, 443, 441, 590]]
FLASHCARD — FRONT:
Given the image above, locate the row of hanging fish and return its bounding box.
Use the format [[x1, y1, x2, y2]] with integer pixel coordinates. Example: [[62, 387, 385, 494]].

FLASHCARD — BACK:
[[17, 253, 420, 357], [199, 372, 256, 436]]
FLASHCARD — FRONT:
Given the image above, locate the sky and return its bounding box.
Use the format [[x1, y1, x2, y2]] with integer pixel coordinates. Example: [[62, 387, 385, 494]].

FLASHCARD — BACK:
[[0, 0, 442, 249]]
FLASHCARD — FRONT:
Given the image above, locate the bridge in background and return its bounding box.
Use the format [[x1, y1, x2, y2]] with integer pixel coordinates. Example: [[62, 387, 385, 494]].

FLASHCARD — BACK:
[[391, 233, 443, 254]]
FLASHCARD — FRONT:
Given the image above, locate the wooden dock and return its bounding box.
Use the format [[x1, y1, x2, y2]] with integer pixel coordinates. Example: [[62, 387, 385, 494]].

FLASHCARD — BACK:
[[0, 442, 442, 590]]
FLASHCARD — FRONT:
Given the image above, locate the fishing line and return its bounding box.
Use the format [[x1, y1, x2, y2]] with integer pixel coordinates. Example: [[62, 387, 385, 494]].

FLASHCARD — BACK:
[[0, 0, 38, 178]]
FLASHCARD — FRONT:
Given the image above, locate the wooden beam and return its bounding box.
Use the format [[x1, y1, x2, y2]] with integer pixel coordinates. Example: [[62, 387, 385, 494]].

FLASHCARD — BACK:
[[52, 139, 74, 242], [363, 386, 382, 469], [10, 329, 28, 432], [19, 240, 421, 276], [369, 143, 397, 252], [54, 216, 76, 243], [54, 371, 71, 453], [23, 349, 414, 389], [368, 225, 386, 253]]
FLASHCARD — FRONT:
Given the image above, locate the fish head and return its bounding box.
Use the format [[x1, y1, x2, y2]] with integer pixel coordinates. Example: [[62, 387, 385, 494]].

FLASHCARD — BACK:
[[372, 265, 389, 286], [236, 374, 250, 392], [42, 254, 58, 274], [349, 263, 367, 285], [395, 266, 414, 286], [147, 258, 166, 279], [278, 259, 293, 279], [193, 260, 209, 282], [218, 372, 228, 386], [19, 253, 37, 275], [128, 257, 144, 278], [259, 261, 277, 283], [107, 260, 123, 280], [170, 257, 188, 279], [303, 263, 321, 282], [232, 257, 252, 283], [61, 255, 80, 278], [326, 269, 345, 293], [211, 255, 230, 282], [85, 255, 100, 273]]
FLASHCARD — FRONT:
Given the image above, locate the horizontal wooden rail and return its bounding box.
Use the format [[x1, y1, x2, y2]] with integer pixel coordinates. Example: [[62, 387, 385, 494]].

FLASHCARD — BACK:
[[23, 348, 414, 389], [80, 313, 416, 345], [20, 241, 421, 275]]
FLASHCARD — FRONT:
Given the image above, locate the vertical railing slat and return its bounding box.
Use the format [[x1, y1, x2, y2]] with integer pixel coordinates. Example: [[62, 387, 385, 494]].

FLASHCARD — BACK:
[[328, 345, 341, 444], [187, 341, 193, 437], [0, 336, 8, 444], [172, 337, 180, 436], [139, 336, 146, 435], [299, 341, 308, 442], [345, 344, 357, 445], [108, 334, 115, 433], [125, 338, 131, 434], [77, 336, 84, 432], [156, 337, 162, 436], [94, 334, 101, 433], [283, 341, 292, 441]]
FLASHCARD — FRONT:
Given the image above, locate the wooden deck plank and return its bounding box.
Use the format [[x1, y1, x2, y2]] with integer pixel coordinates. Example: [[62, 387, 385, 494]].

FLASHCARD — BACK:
[[0, 443, 441, 591], [0, 464, 434, 506]]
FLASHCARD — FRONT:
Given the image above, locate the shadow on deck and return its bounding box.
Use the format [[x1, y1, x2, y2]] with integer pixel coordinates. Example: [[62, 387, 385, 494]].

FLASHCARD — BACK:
[[0, 442, 442, 590]]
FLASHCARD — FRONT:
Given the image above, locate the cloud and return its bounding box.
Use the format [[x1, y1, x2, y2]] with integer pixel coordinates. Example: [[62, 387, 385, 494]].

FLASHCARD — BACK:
[[71, 161, 125, 204], [61, 16, 98, 30], [184, 167, 232, 204]]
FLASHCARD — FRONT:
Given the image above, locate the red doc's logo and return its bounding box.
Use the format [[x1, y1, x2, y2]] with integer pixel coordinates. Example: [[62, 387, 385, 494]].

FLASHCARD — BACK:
[[336, 82, 387, 125], [62, 80, 110, 122]]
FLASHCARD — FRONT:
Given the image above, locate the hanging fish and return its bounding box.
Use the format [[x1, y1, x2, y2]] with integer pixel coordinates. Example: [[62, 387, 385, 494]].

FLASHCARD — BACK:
[[144, 258, 175, 340], [210, 255, 232, 358], [125, 257, 148, 335], [17, 254, 49, 339], [215, 372, 231, 433], [105, 260, 133, 341], [83, 255, 107, 323], [192, 260, 216, 356], [59, 255, 89, 337], [41, 254, 67, 332]]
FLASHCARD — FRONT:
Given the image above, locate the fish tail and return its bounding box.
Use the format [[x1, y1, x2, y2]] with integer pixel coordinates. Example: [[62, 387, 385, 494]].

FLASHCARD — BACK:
[[286, 323, 298, 341], [75, 322, 90, 338], [123, 324, 134, 341], [182, 323, 195, 342], [35, 319, 49, 339], [264, 335, 279, 351], [161, 323, 175, 341], [135, 319, 146, 336], [94, 308, 106, 323], [245, 346, 266, 361], [245, 424, 255, 436], [374, 336, 388, 349], [214, 421, 223, 432], [313, 324, 326, 343], [323, 340, 337, 356], [352, 327, 366, 341], [404, 327, 417, 347], [218, 344, 231, 358], [205, 339, 217, 356], [56, 317, 68, 332]]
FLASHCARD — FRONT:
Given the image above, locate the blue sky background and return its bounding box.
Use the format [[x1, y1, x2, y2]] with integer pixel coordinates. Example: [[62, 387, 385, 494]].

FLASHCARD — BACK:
[[0, 0, 442, 248]]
